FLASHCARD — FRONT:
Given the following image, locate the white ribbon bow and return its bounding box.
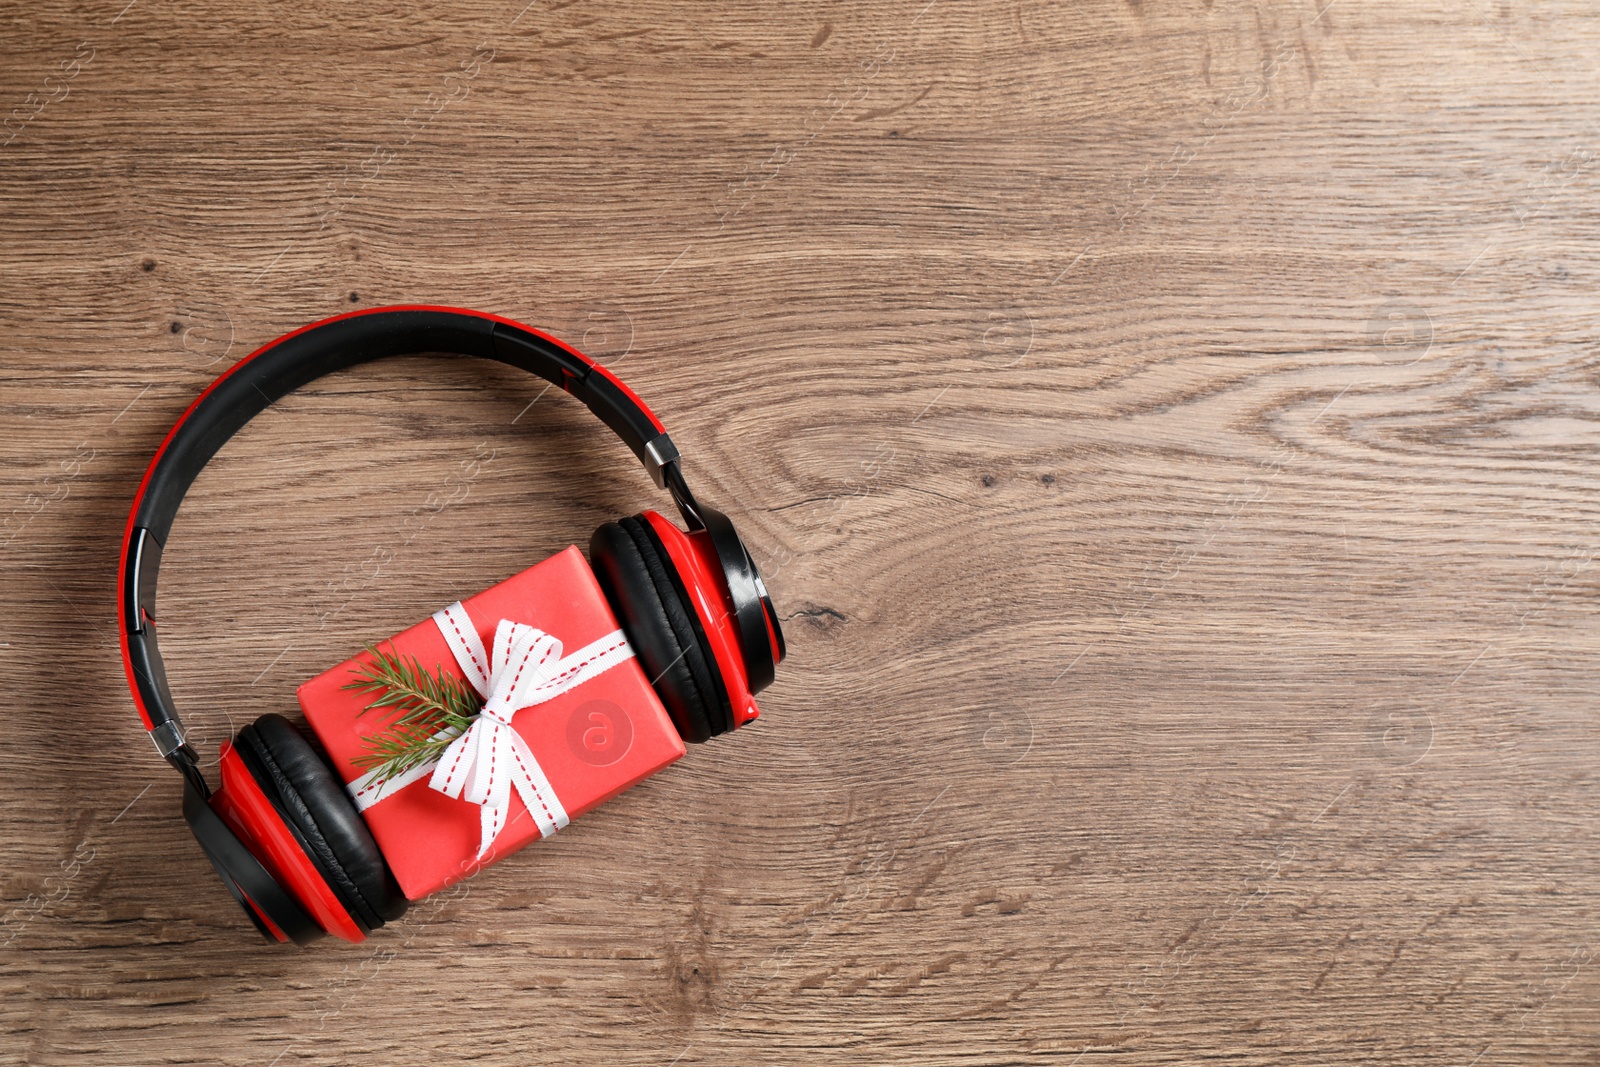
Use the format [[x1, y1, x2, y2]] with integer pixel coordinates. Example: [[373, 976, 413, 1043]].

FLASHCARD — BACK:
[[344, 601, 635, 861]]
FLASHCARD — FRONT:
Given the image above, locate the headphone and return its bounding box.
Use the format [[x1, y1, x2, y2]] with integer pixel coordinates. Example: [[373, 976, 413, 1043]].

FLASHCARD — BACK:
[[118, 306, 786, 945]]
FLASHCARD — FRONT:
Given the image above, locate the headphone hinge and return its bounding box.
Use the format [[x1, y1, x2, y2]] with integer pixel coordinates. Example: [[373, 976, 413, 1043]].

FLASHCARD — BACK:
[[662, 464, 705, 531], [153, 721, 209, 796]]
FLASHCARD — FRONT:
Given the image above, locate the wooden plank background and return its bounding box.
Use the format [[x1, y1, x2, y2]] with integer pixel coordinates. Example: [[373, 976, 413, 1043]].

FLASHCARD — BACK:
[[2, 0, 1597, 1063]]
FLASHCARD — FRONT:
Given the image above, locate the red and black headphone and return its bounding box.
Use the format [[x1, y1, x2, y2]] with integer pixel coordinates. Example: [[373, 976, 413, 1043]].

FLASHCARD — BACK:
[[118, 306, 786, 945]]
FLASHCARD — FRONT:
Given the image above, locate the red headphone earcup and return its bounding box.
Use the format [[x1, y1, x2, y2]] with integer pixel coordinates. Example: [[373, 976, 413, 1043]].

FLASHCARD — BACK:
[[212, 724, 367, 943], [590, 517, 729, 742], [638, 510, 768, 729], [182, 779, 320, 944], [237, 716, 408, 926]]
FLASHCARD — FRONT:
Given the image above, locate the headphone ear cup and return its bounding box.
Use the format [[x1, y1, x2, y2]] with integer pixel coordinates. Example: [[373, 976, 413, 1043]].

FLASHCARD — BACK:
[[590, 516, 730, 743], [235, 714, 408, 928], [182, 779, 323, 945]]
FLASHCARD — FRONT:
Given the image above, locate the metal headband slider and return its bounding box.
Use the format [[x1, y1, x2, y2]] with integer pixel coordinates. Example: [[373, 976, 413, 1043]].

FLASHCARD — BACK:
[[642, 433, 680, 490], [149, 720, 187, 758]]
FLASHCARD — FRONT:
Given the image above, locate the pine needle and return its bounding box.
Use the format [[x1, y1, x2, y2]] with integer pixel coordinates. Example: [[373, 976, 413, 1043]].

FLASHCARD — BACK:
[[342, 642, 483, 783]]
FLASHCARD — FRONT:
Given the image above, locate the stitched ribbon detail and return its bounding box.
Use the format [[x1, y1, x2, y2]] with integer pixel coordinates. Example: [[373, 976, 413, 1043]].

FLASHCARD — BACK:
[[344, 600, 635, 860]]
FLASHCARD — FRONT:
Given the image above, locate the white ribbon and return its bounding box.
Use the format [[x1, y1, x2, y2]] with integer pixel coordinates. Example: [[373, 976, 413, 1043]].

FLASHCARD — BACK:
[[345, 600, 636, 860]]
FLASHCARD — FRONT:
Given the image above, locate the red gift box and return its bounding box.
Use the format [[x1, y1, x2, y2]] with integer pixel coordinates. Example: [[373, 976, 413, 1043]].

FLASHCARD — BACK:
[[297, 546, 686, 900]]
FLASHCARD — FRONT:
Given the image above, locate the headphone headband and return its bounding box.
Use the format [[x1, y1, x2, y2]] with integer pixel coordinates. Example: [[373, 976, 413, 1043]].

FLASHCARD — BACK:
[[130, 306, 679, 544], [118, 306, 729, 792]]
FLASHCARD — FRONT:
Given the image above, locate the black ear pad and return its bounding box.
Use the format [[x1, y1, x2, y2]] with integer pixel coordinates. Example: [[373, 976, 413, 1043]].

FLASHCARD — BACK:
[[235, 714, 408, 928], [590, 516, 732, 744]]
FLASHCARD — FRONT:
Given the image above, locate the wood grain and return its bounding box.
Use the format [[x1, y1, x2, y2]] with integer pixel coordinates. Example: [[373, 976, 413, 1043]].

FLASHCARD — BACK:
[[2, 0, 1598, 1063]]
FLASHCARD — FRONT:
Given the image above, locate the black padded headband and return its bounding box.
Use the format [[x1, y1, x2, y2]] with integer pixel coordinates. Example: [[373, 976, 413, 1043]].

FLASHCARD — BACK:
[[119, 306, 713, 792]]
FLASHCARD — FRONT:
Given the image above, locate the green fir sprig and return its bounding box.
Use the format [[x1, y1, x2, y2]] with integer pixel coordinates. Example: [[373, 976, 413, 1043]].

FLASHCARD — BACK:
[[342, 643, 483, 784]]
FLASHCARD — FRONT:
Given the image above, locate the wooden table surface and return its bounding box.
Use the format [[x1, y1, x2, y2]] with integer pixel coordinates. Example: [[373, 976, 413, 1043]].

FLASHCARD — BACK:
[[3, 0, 1597, 1063]]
